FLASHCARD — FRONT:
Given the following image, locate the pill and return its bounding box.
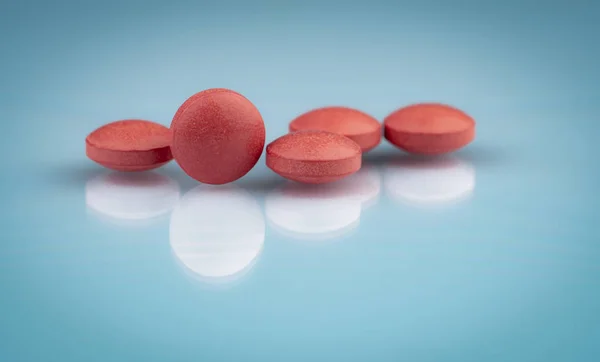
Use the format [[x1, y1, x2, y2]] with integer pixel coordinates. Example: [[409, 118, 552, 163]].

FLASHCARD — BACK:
[[289, 106, 382, 152], [266, 130, 362, 184], [170, 88, 266, 185], [171, 88, 218, 125], [384, 103, 475, 155], [86, 119, 173, 171]]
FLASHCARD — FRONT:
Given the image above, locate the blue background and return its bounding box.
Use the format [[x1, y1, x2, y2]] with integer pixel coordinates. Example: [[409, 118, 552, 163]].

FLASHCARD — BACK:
[[1, 1, 599, 361]]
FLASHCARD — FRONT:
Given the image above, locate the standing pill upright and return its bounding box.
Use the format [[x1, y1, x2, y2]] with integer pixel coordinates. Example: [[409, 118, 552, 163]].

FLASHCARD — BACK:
[[170, 88, 266, 185]]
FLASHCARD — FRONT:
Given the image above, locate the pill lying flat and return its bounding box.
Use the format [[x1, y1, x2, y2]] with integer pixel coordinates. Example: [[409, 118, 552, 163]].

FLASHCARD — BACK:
[[170, 88, 266, 185], [266, 130, 362, 184], [289, 106, 382, 152], [384, 103, 475, 155], [85, 119, 173, 171]]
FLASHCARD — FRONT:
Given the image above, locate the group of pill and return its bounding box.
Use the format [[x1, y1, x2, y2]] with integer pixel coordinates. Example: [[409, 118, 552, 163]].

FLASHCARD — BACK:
[[86, 88, 476, 185]]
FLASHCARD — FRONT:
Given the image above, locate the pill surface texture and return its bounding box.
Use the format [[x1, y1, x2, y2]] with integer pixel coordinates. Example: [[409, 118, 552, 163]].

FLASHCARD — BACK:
[[289, 106, 381, 152], [170, 88, 266, 185], [86, 119, 173, 171], [266, 130, 362, 184], [384, 103, 475, 155]]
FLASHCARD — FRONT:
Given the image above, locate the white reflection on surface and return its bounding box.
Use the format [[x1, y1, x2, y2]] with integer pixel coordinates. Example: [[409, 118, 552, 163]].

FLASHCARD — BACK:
[[384, 156, 475, 206], [336, 165, 382, 209], [85, 171, 180, 223], [169, 185, 265, 285], [265, 167, 381, 241]]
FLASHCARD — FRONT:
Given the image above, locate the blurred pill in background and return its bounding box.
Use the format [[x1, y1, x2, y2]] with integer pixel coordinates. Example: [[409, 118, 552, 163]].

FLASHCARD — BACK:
[[289, 106, 382, 152], [384, 103, 475, 155]]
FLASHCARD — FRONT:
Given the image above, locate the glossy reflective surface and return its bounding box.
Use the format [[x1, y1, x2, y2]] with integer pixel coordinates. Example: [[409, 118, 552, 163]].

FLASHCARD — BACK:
[[1, 1, 599, 361]]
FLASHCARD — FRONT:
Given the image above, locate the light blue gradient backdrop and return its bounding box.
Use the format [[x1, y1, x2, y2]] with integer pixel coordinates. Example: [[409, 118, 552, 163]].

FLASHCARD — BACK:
[[1, 1, 599, 361]]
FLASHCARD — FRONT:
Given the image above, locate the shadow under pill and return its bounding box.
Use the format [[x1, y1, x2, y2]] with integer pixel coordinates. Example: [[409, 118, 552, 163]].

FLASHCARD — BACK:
[[44, 162, 107, 190], [364, 142, 509, 170], [362, 149, 398, 167], [234, 174, 287, 194], [454, 143, 510, 169]]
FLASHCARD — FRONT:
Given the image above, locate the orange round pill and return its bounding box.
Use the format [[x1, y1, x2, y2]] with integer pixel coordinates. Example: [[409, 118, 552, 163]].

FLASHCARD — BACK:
[[384, 103, 475, 155], [289, 106, 382, 152], [86, 119, 173, 172], [170, 88, 266, 185], [266, 130, 362, 184]]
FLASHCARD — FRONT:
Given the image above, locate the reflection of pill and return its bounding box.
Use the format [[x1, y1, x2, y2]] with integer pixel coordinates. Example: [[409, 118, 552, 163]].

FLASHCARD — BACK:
[[266, 130, 362, 184], [289, 106, 381, 152], [384, 103, 475, 155], [86, 119, 173, 171], [170, 185, 265, 283], [265, 182, 361, 240], [384, 156, 475, 206], [85, 171, 180, 221], [170, 88, 266, 185]]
